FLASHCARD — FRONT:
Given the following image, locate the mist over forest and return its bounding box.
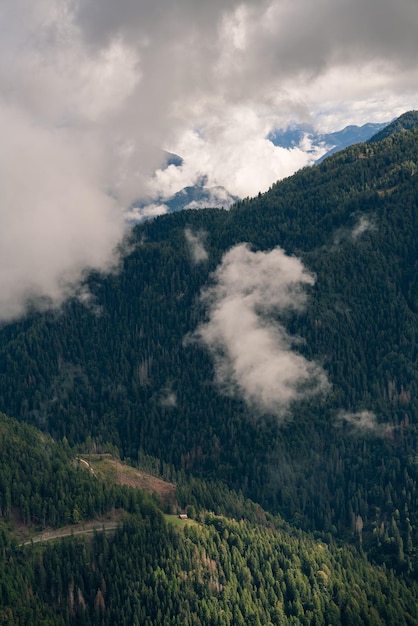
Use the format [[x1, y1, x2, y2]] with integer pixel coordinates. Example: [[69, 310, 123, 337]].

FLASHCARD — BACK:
[[1, 111, 418, 623]]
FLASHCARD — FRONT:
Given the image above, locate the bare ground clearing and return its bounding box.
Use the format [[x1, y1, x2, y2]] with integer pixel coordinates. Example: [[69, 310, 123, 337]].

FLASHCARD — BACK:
[[15, 456, 178, 546], [79, 454, 177, 507]]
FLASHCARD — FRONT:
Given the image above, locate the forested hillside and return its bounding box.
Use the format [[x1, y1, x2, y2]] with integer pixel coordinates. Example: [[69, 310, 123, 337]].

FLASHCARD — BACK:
[[1, 113, 418, 619], [1, 413, 417, 625], [0, 413, 158, 530]]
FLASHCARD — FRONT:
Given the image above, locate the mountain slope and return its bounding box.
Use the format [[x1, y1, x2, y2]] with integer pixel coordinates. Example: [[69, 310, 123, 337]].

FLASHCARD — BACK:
[[269, 120, 388, 163], [1, 116, 418, 575], [1, 413, 417, 625], [368, 110, 418, 142], [138, 120, 389, 220], [129, 182, 237, 222]]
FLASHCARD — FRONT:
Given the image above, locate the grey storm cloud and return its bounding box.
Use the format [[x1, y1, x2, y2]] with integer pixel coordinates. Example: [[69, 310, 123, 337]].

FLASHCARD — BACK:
[[71, 0, 418, 144], [192, 244, 329, 418], [1, 0, 417, 322], [75, 0, 418, 90]]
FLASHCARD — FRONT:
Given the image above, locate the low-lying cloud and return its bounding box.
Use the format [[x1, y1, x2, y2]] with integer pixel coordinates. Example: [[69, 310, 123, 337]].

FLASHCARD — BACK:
[[339, 410, 379, 430], [185, 229, 208, 264], [192, 244, 329, 418], [147, 119, 326, 199], [0, 103, 126, 322], [160, 387, 177, 408], [127, 203, 169, 224], [333, 214, 377, 246], [337, 409, 392, 436], [1, 0, 417, 321], [351, 215, 376, 240]]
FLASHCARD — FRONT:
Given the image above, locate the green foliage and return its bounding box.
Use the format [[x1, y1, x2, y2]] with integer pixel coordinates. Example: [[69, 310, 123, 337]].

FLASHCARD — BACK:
[[1, 511, 417, 625], [0, 413, 160, 529], [368, 110, 418, 143], [1, 121, 418, 596]]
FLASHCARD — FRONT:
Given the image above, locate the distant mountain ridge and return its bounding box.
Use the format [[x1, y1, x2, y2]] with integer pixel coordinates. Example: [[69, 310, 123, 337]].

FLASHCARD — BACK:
[[130, 180, 238, 223], [2, 110, 418, 624], [269, 120, 389, 163], [2, 110, 418, 582], [131, 119, 392, 220]]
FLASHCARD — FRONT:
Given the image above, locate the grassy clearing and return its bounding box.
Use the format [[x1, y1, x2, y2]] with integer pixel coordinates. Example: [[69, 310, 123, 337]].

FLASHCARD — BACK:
[[78, 454, 117, 482], [164, 514, 199, 528]]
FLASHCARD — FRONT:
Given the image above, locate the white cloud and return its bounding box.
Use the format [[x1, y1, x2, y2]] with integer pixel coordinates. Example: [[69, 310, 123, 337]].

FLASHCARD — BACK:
[[150, 111, 325, 198], [339, 410, 378, 430], [333, 214, 377, 246], [0, 103, 125, 321], [185, 229, 208, 264], [192, 244, 329, 417], [338, 410, 391, 436], [351, 216, 376, 240], [183, 187, 236, 210], [127, 204, 169, 223], [160, 388, 177, 408], [1, 0, 417, 320]]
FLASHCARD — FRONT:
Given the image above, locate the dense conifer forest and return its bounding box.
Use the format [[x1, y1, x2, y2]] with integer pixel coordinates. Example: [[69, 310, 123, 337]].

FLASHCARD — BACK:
[[1, 412, 417, 625], [1, 112, 418, 623]]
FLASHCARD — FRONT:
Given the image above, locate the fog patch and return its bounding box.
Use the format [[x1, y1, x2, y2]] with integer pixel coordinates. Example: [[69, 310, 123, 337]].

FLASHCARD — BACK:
[[185, 229, 209, 264], [337, 409, 394, 437], [127, 203, 169, 223], [192, 244, 329, 418], [160, 388, 177, 408], [333, 214, 377, 246], [351, 215, 376, 240]]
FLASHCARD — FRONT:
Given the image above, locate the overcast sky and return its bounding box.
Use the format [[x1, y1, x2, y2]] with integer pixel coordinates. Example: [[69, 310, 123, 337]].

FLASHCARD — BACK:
[[1, 0, 417, 321]]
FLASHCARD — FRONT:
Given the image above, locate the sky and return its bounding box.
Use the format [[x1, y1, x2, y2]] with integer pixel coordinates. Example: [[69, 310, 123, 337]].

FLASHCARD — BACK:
[[1, 0, 418, 321]]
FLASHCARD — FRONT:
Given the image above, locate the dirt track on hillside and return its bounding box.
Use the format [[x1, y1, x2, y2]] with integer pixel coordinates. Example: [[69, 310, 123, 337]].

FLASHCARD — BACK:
[[20, 511, 123, 546]]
